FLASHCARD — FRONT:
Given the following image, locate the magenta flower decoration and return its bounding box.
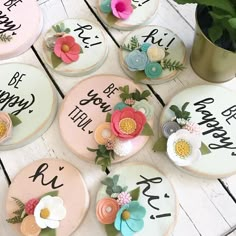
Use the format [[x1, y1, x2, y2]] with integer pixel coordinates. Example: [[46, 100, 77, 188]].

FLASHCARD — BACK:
[[111, 0, 133, 20], [54, 36, 81, 64]]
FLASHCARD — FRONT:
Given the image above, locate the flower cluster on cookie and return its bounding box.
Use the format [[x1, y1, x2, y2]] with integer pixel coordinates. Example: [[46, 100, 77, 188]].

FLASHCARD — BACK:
[[6, 191, 66, 236], [122, 36, 185, 82], [96, 175, 146, 236], [100, 0, 135, 20], [0, 112, 21, 145], [88, 86, 154, 172], [45, 22, 83, 68], [153, 102, 211, 166]]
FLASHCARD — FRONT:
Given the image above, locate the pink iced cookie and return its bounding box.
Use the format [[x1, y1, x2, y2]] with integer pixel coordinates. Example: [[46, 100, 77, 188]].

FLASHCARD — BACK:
[[0, 0, 43, 59], [6, 158, 89, 236]]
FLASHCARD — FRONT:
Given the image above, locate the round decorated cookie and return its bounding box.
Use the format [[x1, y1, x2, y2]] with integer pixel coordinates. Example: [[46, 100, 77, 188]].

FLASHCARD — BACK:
[[0, 0, 43, 59], [42, 19, 108, 76], [59, 75, 154, 170], [158, 85, 236, 178], [0, 63, 57, 151], [6, 158, 89, 236], [97, 0, 159, 30], [96, 163, 177, 235], [119, 26, 186, 84]]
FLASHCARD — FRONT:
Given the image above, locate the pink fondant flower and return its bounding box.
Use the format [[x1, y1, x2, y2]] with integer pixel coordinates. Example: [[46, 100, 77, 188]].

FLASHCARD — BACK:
[[183, 121, 201, 135], [111, 0, 133, 19], [117, 192, 132, 206], [0, 112, 12, 144], [111, 107, 146, 140], [54, 36, 81, 64], [25, 198, 40, 215]]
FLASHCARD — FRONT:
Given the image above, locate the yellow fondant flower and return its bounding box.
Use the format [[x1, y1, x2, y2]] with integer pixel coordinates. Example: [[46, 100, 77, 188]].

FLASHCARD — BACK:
[[147, 45, 165, 62], [94, 122, 115, 145]]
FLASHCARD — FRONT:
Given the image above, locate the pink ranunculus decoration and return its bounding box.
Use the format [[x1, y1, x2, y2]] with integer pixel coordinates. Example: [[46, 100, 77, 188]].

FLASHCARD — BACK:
[[0, 112, 12, 144], [111, 0, 133, 20], [54, 36, 81, 64], [111, 107, 146, 140]]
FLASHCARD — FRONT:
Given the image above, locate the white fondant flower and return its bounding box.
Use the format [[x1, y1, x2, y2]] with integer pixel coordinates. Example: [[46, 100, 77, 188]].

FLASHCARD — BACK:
[[34, 195, 66, 229], [167, 129, 201, 166], [114, 138, 132, 156], [132, 99, 154, 120], [176, 118, 187, 126]]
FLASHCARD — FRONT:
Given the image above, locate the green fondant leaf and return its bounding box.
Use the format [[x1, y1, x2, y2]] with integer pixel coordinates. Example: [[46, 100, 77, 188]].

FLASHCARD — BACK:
[[80, 46, 84, 54], [106, 13, 118, 26], [112, 175, 119, 186], [133, 71, 146, 83], [41, 228, 56, 236], [153, 136, 167, 152], [8, 113, 22, 127], [87, 147, 98, 152], [12, 197, 24, 209], [41, 191, 58, 199], [200, 142, 211, 155], [112, 185, 122, 193], [106, 187, 113, 196], [129, 187, 140, 201], [181, 102, 189, 112], [101, 177, 114, 187], [106, 113, 112, 122], [131, 4, 137, 9], [105, 224, 119, 236], [51, 53, 62, 68], [64, 28, 71, 33], [141, 123, 154, 136]]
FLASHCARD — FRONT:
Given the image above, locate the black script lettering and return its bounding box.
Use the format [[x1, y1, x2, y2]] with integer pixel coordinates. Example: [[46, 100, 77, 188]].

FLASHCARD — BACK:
[[29, 163, 64, 189], [0, 10, 21, 34], [0, 90, 35, 115], [4, 0, 22, 11], [136, 175, 162, 211], [79, 90, 112, 112], [8, 72, 25, 89], [150, 213, 171, 220], [103, 83, 119, 98], [222, 105, 236, 125]]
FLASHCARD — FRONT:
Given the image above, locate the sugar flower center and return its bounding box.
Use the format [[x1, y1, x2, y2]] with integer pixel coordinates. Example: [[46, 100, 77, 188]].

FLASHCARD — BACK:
[[116, 2, 126, 12], [62, 44, 70, 53], [119, 118, 136, 134], [122, 210, 130, 220], [175, 139, 191, 158], [40, 208, 50, 219], [0, 121, 7, 138]]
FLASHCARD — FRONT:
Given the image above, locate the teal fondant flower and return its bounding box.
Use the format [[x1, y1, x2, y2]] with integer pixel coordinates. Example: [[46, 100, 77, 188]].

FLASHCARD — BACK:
[[114, 201, 146, 236], [140, 43, 151, 52], [144, 62, 163, 79], [114, 102, 128, 110], [125, 50, 148, 71], [133, 99, 154, 120], [100, 0, 112, 13]]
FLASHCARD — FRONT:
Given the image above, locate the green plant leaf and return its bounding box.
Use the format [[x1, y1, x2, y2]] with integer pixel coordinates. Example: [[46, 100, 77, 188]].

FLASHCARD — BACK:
[[208, 25, 224, 42], [133, 71, 146, 83], [141, 123, 154, 136], [101, 177, 114, 187], [228, 18, 236, 29], [51, 53, 62, 68], [129, 187, 140, 201], [106, 113, 112, 122], [106, 12, 118, 26], [41, 228, 56, 236], [200, 142, 211, 155], [8, 114, 22, 127], [80, 47, 84, 54], [40, 191, 58, 199], [112, 175, 119, 185], [181, 102, 189, 112], [153, 136, 167, 152], [105, 224, 119, 236]]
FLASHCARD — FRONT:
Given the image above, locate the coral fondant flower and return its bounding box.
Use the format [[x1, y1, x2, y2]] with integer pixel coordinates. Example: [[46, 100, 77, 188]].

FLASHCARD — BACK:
[[96, 198, 120, 224], [133, 99, 154, 120], [117, 192, 132, 206], [34, 195, 66, 229], [144, 62, 163, 79], [111, 0, 133, 19], [111, 107, 146, 140], [20, 215, 41, 236], [0, 112, 12, 144], [167, 129, 201, 166], [147, 45, 165, 62], [54, 36, 80, 64], [125, 50, 148, 71], [114, 201, 146, 235], [183, 121, 201, 135], [100, 0, 112, 13], [114, 138, 132, 156], [94, 122, 115, 145], [25, 198, 40, 215]]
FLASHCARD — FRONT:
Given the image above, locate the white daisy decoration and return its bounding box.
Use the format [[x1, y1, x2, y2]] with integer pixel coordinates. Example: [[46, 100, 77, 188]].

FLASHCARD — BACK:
[[167, 129, 201, 166], [34, 195, 66, 229]]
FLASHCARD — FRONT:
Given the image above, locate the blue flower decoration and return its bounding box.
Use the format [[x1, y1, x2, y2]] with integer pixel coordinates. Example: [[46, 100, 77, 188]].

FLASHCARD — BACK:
[[114, 102, 128, 111], [114, 201, 146, 236], [100, 0, 112, 13], [144, 62, 163, 79], [141, 43, 151, 52], [125, 50, 148, 71]]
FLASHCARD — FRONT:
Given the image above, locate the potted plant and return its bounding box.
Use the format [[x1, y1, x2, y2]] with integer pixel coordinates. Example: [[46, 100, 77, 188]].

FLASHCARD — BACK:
[[173, 0, 236, 82]]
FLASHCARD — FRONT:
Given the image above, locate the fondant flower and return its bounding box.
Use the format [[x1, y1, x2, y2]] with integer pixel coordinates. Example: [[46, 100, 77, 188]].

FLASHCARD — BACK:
[[117, 192, 132, 206], [141, 43, 151, 52], [20, 215, 41, 236], [162, 121, 181, 138], [111, 107, 146, 140], [0, 112, 12, 144], [147, 45, 165, 62], [114, 102, 128, 111], [105, 138, 116, 150], [124, 98, 135, 106], [96, 198, 120, 224], [114, 201, 146, 235], [132, 99, 154, 120], [176, 118, 187, 126], [167, 129, 201, 166], [34, 195, 66, 229], [125, 50, 148, 71], [111, 0, 133, 19], [94, 122, 115, 145], [144, 62, 163, 79], [54, 36, 81, 64], [100, 0, 112, 13], [25, 198, 40, 215], [114, 138, 132, 156], [183, 121, 201, 135]]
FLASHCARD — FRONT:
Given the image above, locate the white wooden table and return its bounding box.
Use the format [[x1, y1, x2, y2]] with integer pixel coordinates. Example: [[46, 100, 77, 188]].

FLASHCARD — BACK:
[[1, 0, 236, 235]]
